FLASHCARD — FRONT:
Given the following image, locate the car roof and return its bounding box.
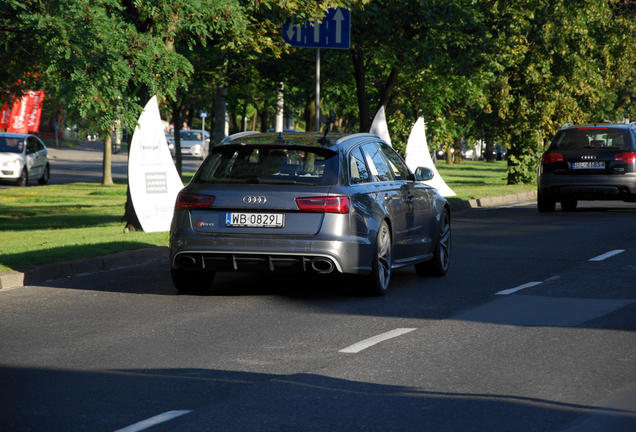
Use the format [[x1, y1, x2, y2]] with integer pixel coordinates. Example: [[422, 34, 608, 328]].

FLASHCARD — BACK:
[[220, 131, 382, 151], [561, 122, 632, 131], [0, 132, 33, 138]]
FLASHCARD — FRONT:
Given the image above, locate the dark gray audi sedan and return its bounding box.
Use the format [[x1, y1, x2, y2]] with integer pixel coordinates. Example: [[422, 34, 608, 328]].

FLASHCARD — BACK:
[[169, 132, 451, 296], [538, 122, 636, 212]]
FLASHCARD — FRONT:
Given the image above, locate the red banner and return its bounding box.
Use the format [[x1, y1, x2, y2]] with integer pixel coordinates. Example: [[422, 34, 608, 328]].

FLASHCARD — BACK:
[[0, 103, 10, 129], [7, 96, 28, 133], [26, 90, 45, 132], [3, 90, 45, 133]]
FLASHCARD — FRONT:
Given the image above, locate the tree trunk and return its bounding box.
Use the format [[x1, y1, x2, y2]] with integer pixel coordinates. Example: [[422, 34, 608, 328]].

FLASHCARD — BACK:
[[122, 131, 143, 233], [452, 136, 464, 164], [259, 106, 268, 132], [305, 99, 316, 132], [445, 145, 453, 166], [102, 131, 114, 186], [377, 68, 399, 113], [351, 48, 370, 132]]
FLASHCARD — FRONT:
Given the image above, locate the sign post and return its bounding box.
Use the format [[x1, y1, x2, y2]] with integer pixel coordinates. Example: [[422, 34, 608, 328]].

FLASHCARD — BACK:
[[282, 8, 350, 132], [200, 110, 207, 155]]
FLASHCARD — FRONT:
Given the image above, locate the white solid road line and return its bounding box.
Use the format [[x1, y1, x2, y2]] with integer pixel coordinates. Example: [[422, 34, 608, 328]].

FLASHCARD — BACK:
[[339, 328, 417, 354], [496, 281, 543, 296], [113, 410, 192, 432], [589, 249, 625, 261]]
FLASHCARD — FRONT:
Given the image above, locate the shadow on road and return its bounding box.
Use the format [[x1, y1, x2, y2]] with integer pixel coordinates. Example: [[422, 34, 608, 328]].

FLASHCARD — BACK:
[[2, 365, 634, 432]]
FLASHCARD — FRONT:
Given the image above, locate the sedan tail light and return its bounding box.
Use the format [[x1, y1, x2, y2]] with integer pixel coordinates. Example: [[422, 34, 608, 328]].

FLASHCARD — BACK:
[[296, 196, 350, 214], [615, 152, 636, 164], [175, 193, 215, 210], [542, 153, 564, 164]]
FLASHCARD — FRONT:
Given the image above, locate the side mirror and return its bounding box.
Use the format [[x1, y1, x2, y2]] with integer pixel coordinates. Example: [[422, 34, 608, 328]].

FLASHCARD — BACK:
[[414, 167, 434, 181]]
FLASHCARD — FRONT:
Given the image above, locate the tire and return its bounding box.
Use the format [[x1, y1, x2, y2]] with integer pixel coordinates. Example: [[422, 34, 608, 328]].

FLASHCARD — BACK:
[[362, 220, 392, 296], [537, 190, 556, 213], [171, 268, 216, 294], [16, 168, 28, 187], [38, 164, 50, 185], [561, 199, 577, 212], [415, 208, 451, 277]]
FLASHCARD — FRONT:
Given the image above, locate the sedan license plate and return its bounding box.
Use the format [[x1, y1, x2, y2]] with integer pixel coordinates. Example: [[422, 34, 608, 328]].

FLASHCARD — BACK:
[[226, 213, 284, 228], [572, 161, 605, 169]]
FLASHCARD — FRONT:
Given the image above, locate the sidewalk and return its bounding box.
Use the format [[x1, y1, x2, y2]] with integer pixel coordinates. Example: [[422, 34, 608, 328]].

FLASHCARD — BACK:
[[0, 191, 537, 290]]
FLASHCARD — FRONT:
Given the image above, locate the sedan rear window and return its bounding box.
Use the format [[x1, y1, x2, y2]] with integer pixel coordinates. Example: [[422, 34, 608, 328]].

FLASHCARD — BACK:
[[551, 128, 631, 150], [192, 146, 338, 186]]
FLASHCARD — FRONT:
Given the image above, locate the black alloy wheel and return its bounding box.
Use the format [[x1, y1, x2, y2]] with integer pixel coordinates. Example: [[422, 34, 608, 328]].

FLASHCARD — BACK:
[[415, 208, 451, 277], [363, 220, 392, 296]]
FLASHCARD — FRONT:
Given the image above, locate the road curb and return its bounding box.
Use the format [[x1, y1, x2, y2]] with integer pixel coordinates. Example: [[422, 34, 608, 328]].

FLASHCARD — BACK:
[[0, 246, 169, 290], [0, 192, 538, 291], [448, 190, 536, 212]]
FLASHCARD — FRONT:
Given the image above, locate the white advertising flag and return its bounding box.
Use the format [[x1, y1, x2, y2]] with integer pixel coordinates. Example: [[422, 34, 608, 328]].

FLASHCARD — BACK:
[[404, 117, 456, 197], [369, 106, 392, 147], [128, 96, 183, 232]]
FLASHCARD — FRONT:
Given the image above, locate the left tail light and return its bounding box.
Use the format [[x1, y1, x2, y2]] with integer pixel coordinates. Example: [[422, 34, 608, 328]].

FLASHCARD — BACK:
[[175, 193, 215, 210], [542, 153, 564, 164]]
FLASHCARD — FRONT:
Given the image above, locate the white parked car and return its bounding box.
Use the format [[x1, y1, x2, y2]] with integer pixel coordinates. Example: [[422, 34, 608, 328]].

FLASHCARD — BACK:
[[0, 133, 50, 186], [179, 129, 210, 160]]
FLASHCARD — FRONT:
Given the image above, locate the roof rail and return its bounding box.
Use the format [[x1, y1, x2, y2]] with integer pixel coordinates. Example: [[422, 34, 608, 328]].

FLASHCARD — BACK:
[[560, 123, 574, 130]]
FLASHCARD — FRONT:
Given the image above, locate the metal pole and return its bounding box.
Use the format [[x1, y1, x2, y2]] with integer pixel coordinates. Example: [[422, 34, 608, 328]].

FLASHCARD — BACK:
[[315, 48, 320, 132]]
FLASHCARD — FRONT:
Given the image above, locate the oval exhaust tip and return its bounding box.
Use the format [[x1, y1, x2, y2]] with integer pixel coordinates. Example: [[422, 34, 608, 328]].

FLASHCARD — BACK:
[[311, 258, 334, 274]]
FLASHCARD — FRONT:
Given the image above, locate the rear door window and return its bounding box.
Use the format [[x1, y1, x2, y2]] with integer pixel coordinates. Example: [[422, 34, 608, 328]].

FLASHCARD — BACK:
[[361, 142, 392, 182]]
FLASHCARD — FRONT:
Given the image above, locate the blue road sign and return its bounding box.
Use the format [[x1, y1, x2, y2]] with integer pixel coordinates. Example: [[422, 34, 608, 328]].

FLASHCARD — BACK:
[[200, 111, 207, 119], [282, 8, 351, 49]]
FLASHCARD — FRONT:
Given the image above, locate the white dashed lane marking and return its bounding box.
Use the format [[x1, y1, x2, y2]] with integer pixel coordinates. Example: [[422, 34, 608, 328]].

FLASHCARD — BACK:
[[113, 410, 192, 432], [589, 249, 625, 261], [496, 281, 543, 296], [497, 249, 627, 295]]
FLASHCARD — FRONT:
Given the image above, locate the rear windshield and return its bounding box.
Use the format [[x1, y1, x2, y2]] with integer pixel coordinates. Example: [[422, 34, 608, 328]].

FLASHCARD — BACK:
[[192, 146, 338, 186], [0, 137, 25, 153], [551, 128, 631, 150]]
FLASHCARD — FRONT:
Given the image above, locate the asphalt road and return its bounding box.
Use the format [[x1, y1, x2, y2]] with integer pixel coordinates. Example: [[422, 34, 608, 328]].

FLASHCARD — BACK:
[[0, 141, 202, 188], [1, 200, 635, 431]]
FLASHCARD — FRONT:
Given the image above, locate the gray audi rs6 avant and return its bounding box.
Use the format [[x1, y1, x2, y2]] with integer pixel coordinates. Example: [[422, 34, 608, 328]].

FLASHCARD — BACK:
[[169, 131, 451, 296]]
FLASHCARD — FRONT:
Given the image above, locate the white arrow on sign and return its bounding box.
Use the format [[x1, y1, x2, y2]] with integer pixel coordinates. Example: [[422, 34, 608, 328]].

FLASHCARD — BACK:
[[313, 19, 320, 42], [333, 8, 345, 43], [285, 24, 301, 42]]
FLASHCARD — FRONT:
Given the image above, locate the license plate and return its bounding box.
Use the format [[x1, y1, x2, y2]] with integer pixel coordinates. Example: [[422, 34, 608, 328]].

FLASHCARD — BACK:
[[226, 213, 284, 228], [572, 161, 605, 169]]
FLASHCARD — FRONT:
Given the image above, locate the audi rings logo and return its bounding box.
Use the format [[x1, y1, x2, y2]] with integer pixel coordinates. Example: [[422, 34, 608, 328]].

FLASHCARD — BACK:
[[243, 196, 267, 204], [582, 155, 597, 160]]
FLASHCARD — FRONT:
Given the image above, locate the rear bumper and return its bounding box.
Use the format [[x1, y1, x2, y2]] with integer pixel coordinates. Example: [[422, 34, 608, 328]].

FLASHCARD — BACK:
[[538, 173, 636, 202], [170, 235, 374, 275]]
